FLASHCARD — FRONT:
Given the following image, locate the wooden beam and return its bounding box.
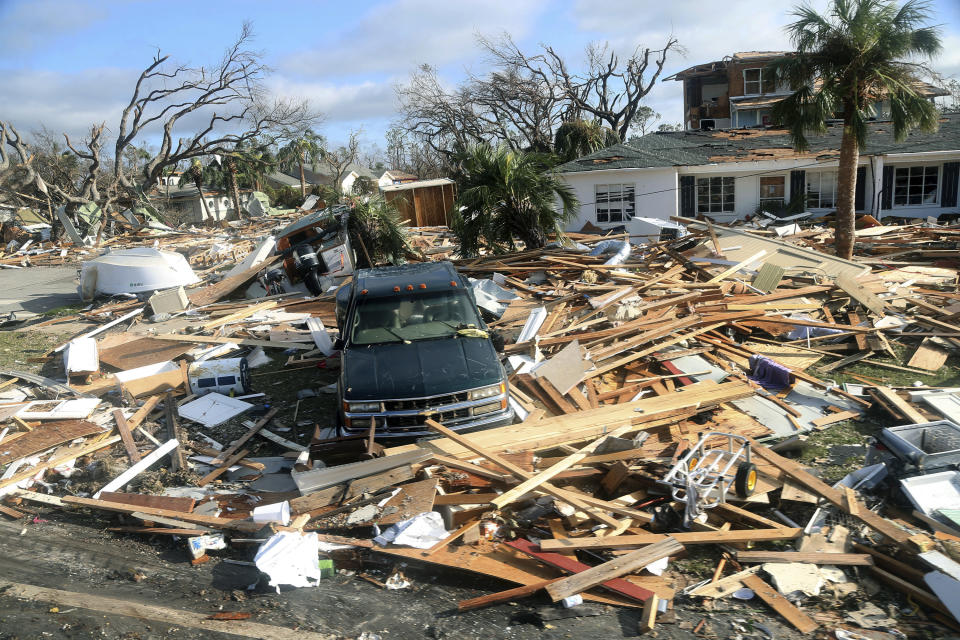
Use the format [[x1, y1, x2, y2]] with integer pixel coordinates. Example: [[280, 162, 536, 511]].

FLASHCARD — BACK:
[[741, 573, 818, 634], [538, 528, 802, 550], [197, 448, 251, 487], [735, 551, 873, 565], [458, 578, 563, 612], [154, 333, 313, 350], [211, 407, 278, 466], [62, 495, 260, 532], [545, 537, 682, 602], [112, 409, 141, 463]]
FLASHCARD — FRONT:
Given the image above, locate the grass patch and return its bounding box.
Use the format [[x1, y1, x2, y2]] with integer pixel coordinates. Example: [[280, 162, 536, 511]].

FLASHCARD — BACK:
[[39, 303, 86, 317], [828, 342, 960, 389], [0, 330, 72, 375]]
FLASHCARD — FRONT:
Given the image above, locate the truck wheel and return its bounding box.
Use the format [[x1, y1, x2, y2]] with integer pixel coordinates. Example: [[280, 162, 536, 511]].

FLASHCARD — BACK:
[[734, 462, 758, 498]]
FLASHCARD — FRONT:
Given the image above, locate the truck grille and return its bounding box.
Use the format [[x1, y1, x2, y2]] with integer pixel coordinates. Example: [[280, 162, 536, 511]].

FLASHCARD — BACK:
[[384, 392, 469, 412], [386, 408, 471, 430]]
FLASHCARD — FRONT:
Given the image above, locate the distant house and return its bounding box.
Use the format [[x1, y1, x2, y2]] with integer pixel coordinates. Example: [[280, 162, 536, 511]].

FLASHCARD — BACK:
[[382, 178, 456, 227], [556, 113, 960, 235], [378, 170, 419, 189], [666, 51, 949, 131], [149, 184, 253, 223], [266, 163, 379, 195]]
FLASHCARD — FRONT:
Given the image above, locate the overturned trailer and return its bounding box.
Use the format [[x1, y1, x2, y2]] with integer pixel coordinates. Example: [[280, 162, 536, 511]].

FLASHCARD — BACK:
[[261, 205, 357, 296]]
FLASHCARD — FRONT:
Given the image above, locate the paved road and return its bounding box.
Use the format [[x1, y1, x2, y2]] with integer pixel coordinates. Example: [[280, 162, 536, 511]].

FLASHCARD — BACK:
[[0, 266, 79, 319]]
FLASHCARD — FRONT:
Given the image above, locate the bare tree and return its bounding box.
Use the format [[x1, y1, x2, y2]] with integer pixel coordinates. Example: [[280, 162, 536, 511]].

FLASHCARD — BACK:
[[1, 22, 319, 232], [320, 129, 362, 195]]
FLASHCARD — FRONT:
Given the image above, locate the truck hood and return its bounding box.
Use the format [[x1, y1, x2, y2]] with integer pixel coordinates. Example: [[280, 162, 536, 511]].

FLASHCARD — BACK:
[[342, 337, 502, 400]]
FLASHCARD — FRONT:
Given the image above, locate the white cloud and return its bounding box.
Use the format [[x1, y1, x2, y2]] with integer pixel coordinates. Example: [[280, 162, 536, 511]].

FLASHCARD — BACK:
[[281, 0, 548, 78], [267, 77, 398, 125], [0, 0, 108, 54]]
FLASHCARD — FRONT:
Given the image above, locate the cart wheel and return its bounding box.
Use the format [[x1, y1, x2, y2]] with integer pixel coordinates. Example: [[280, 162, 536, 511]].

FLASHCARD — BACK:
[[735, 462, 758, 498]]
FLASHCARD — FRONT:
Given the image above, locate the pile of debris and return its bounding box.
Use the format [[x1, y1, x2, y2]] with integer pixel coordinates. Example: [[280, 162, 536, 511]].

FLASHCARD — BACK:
[[1, 211, 960, 637]]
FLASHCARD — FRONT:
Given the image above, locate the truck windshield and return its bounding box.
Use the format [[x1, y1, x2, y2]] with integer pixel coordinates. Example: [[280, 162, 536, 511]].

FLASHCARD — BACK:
[[350, 289, 483, 346]]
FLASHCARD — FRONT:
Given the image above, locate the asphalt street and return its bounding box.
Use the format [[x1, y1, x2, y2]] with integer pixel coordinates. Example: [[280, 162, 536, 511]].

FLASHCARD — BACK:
[[0, 266, 79, 319]]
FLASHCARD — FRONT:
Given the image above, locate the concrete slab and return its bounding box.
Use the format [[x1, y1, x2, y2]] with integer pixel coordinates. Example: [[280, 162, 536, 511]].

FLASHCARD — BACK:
[[0, 267, 79, 319]]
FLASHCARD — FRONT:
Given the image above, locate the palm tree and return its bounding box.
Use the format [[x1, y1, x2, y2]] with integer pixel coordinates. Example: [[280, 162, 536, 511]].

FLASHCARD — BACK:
[[277, 129, 325, 198], [348, 196, 411, 268], [769, 0, 941, 259], [189, 159, 213, 221], [452, 144, 579, 256]]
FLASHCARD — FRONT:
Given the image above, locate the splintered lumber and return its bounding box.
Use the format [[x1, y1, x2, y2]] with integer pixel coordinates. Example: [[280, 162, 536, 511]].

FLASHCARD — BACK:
[[538, 528, 802, 550], [201, 300, 277, 330], [423, 419, 620, 529], [870, 386, 927, 423], [0, 420, 102, 465], [397, 380, 754, 460], [638, 593, 659, 634], [735, 551, 873, 565], [490, 423, 635, 508], [706, 250, 766, 283], [197, 448, 250, 486], [741, 573, 819, 634], [163, 391, 185, 472], [210, 407, 278, 466], [187, 254, 281, 307], [112, 409, 141, 463], [714, 502, 789, 530], [545, 537, 683, 602], [61, 495, 261, 532], [0, 579, 330, 640], [507, 538, 655, 603], [154, 333, 313, 351], [458, 578, 563, 612], [835, 274, 886, 316], [750, 442, 911, 545], [290, 465, 416, 514], [98, 491, 195, 513]]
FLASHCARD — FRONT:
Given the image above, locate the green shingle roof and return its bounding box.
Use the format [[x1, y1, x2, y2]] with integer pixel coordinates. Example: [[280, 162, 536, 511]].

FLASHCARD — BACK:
[[555, 112, 960, 174]]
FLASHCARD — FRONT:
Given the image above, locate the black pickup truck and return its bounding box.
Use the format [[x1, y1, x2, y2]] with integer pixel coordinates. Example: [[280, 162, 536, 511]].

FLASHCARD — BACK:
[[335, 261, 515, 437]]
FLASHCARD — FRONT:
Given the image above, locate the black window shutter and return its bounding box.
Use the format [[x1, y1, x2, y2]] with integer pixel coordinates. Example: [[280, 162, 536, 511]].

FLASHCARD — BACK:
[[941, 162, 960, 208], [881, 165, 894, 211], [790, 170, 805, 206], [855, 166, 866, 211], [680, 175, 696, 216]]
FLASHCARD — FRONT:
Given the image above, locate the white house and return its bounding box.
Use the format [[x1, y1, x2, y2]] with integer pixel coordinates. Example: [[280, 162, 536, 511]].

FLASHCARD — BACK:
[[149, 184, 254, 223], [556, 112, 960, 241], [378, 170, 419, 190]]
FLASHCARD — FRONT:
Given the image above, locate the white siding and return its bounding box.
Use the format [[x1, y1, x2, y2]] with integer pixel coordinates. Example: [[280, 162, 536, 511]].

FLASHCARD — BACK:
[[561, 168, 678, 232]]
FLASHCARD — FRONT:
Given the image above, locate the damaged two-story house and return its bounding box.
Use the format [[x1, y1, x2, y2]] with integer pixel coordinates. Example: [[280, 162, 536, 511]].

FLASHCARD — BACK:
[[556, 51, 957, 240]]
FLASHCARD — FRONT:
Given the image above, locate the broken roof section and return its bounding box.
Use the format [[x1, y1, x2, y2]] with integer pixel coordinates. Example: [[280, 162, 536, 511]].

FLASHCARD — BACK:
[[556, 113, 960, 173], [664, 51, 793, 81]]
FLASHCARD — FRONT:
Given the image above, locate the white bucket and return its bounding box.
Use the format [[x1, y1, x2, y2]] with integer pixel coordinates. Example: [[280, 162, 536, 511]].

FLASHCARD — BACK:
[[252, 500, 291, 526]]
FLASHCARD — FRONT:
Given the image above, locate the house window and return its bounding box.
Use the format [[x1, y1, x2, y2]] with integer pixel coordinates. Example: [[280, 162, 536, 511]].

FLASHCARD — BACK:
[[806, 171, 838, 209], [696, 176, 735, 213], [595, 184, 635, 223], [759, 176, 786, 209], [894, 165, 939, 206], [743, 68, 775, 95]]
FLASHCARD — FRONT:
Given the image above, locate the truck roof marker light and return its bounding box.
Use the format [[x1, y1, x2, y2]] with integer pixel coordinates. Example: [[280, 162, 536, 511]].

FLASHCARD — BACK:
[[406, 284, 414, 291], [360, 289, 368, 295], [419, 283, 427, 289], [450, 281, 457, 287], [393, 286, 401, 292]]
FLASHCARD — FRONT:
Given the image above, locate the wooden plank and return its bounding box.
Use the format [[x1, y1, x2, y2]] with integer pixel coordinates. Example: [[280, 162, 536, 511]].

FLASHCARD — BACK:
[[836, 274, 886, 316], [61, 495, 260, 532], [545, 537, 682, 602], [98, 337, 191, 371], [506, 538, 655, 604], [539, 528, 802, 550], [210, 407, 278, 466], [601, 461, 631, 495], [714, 502, 789, 530], [458, 578, 562, 612], [869, 386, 926, 423], [154, 333, 312, 351], [736, 551, 873, 565], [0, 420, 102, 465], [163, 391, 184, 472], [638, 594, 659, 634], [122, 368, 184, 398], [751, 442, 911, 545], [197, 448, 250, 486], [811, 410, 861, 427], [187, 254, 281, 307], [107, 527, 208, 536], [202, 300, 277, 330], [741, 573, 819, 634], [94, 439, 180, 497], [98, 491, 195, 513], [869, 566, 951, 616], [112, 409, 141, 463], [128, 395, 162, 430], [706, 250, 766, 283], [423, 419, 621, 529], [907, 338, 950, 372], [491, 424, 634, 509]]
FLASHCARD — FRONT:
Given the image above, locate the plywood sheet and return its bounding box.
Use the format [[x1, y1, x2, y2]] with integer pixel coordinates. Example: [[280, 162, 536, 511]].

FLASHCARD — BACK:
[[743, 342, 822, 371], [907, 339, 950, 372], [99, 337, 192, 371], [0, 420, 102, 465]]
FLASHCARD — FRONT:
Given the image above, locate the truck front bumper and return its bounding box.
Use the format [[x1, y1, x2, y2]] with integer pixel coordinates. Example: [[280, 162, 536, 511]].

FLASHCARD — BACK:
[[341, 405, 515, 438]]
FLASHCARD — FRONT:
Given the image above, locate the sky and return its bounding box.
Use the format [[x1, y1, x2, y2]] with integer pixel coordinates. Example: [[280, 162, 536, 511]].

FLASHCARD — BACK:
[[2, 0, 959, 159]]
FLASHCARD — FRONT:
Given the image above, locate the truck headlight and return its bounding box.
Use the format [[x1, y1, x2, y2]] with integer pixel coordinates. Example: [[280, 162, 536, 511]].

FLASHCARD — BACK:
[[473, 401, 503, 416], [346, 401, 381, 412], [469, 383, 505, 400]]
